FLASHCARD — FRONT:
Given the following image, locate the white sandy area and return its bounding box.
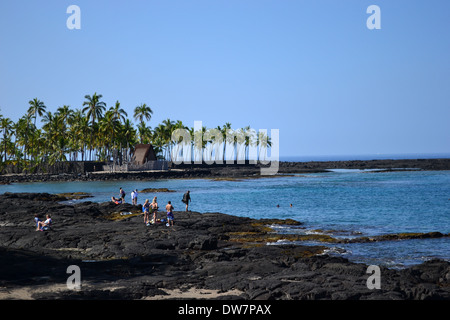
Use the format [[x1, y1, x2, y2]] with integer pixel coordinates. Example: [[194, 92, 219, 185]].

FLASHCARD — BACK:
[[0, 284, 70, 300], [143, 287, 243, 300], [0, 283, 243, 300]]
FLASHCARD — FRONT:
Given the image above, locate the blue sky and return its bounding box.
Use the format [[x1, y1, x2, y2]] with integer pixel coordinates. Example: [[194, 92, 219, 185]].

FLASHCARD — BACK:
[[0, 0, 449, 158]]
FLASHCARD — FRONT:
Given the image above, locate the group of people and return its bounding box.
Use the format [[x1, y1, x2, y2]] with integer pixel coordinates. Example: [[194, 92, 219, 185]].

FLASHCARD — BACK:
[[111, 188, 192, 228], [142, 197, 174, 227], [111, 187, 129, 204], [276, 203, 294, 208], [33, 188, 191, 232]]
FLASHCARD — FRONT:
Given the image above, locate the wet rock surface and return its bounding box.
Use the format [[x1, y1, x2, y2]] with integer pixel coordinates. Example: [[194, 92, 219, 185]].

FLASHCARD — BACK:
[[0, 193, 449, 300]]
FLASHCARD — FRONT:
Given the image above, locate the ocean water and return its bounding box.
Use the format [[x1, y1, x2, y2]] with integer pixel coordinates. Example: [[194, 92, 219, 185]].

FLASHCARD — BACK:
[[280, 153, 450, 162], [1, 169, 449, 269]]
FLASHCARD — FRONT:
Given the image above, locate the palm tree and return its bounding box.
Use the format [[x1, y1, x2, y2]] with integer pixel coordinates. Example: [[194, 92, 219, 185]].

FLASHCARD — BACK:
[[67, 109, 81, 161], [192, 125, 206, 163], [202, 127, 218, 164], [82, 92, 106, 160], [133, 103, 153, 123], [14, 115, 33, 162], [27, 98, 46, 126], [235, 127, 247, 163], [225, 127, 240, 163], [187, 126, 195, 163], [48, 135, 68, 167], [42, 111, 65, 162], [56, 105, 73, 126], [257, 130, 272, 162], [237, 126, 256, 163], [41, 111, 56, 136], [133, 104, 153, 148], [27, 127, 43, 167], [221, 123, 232, 162], [119, 119, 137, 163], [110, 101, 128, 124], [105, 101, 129, 163], [0, 116, 14, 163], [162, 118, 175, 160], [99, 110, 121, 162], [171, 120, 189, 163], [25, 99, 45, 164], [55, 106, 73, 147], [136, 121, 152, 144], [69, 109, 90, 161], [154, 123, 169, 160]]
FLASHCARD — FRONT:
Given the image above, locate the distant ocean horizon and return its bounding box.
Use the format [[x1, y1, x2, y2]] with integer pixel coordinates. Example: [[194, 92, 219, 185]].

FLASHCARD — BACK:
[[279, 153, 450, 162]]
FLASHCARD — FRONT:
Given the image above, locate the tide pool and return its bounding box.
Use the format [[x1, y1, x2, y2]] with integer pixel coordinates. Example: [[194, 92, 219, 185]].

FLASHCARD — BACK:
[[1, 170, 449, 268]]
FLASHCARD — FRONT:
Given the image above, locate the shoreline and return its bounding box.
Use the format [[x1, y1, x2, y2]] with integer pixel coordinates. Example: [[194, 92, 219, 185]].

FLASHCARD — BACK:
[[0, 158, 449, 184], [0, 192, 449, 300]]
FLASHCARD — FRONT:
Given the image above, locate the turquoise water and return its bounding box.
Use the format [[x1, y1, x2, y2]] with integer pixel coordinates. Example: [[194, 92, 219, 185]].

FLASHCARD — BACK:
[[1, 170, 449, 268]]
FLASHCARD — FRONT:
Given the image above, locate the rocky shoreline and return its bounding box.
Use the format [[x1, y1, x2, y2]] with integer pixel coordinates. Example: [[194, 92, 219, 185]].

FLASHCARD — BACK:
[[0, 158, 449, 184], [0, 192, 449, 300]]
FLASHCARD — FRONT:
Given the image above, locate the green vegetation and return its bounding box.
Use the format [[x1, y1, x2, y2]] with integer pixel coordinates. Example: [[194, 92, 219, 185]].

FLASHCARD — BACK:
[[56, 192, 93, 200], [106, 212, 142, 221], [0, 94, 272, 173], [226, 220, 450, 246]]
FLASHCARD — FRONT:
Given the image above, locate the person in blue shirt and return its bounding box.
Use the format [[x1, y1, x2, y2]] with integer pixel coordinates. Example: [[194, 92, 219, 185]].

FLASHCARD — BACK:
[[34, 214, 41, 228], [143, 199, 150, 226]]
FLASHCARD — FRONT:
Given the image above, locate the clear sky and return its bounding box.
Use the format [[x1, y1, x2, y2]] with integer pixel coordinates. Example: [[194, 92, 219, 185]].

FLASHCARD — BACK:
[[0, 0, 449, 158]]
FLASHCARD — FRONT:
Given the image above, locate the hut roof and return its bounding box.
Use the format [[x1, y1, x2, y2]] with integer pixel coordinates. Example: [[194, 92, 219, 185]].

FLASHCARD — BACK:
[[134, 144, 157, 164]]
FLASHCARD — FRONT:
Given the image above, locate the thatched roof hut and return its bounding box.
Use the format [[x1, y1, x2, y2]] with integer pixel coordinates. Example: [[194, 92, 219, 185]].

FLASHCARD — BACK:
[[133, 144, 157, 165]]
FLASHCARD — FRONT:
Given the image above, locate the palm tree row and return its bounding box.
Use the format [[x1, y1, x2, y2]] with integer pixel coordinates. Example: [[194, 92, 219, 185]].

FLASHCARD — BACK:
[[182, 123, 272, 164], [0, 93, 272, 172]]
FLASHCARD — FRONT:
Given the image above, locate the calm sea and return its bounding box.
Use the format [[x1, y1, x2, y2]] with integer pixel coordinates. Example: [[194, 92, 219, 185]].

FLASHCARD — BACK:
[[1, 168, 449, 269], [280, 152, 450, 162]]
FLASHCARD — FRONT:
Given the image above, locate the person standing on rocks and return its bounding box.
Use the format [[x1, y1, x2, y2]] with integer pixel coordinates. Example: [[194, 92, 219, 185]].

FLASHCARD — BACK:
[[119, 188, 126, 203], [151, 197, 159, 223], [166, 201, 175, 227], [131, 189, 138, 205], [143, 199, 150, 226], [182, 190, 191, 212]]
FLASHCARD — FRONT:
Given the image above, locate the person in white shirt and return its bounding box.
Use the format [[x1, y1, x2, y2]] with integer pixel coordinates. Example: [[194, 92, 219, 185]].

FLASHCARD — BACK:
[[131, 189, 138, 205], [36, 214, 52, 231], [131, 190, 135, 204]]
